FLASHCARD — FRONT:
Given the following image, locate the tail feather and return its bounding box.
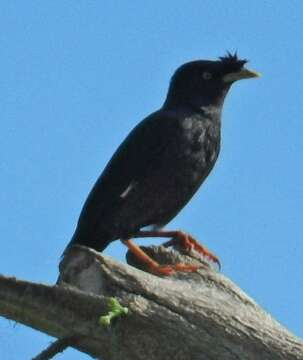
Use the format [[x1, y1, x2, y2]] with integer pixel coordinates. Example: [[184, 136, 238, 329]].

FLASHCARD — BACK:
[[63, 227, 115, 256]]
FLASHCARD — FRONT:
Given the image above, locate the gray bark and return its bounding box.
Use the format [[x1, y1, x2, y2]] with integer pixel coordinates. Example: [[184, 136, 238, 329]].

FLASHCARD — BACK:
[[0, 245, 302, 359]]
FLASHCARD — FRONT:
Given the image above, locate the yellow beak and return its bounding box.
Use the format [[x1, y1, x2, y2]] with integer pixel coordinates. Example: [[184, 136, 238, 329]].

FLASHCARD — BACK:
[[223, 67, 261, 83]]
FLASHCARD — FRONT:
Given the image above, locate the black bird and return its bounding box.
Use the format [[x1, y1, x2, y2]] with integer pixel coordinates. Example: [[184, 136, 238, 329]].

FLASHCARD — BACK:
[[64, 53, 259, 275]]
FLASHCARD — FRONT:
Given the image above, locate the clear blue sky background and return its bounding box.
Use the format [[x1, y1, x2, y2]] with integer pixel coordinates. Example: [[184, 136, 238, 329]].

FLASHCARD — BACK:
[[0, 1, 302, 359]]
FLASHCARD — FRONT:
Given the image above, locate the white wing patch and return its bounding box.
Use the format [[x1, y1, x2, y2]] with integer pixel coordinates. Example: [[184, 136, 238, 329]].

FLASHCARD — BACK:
[[120, 180, 137, 199]]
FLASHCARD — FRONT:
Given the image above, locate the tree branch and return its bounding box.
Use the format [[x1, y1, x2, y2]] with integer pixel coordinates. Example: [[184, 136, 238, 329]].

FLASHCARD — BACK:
[[32, 336, 82, 360], [0, 245, 302, 359]]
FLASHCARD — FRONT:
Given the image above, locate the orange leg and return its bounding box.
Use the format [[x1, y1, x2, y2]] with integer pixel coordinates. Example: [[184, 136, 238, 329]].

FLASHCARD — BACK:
[[133, 230, 221, 269], [122, 239, 200, 276]]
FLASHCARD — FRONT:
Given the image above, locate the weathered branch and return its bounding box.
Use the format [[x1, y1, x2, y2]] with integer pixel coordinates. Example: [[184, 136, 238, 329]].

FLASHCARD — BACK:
[[32, 336, 82, 360], [0, 245, 302, 359]]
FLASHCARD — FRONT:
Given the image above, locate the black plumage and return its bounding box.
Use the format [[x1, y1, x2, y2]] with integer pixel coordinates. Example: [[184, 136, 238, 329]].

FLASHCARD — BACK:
[[64, 53, 259, 272]]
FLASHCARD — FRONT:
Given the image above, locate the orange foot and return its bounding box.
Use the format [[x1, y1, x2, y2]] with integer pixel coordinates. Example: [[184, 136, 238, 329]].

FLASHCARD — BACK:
[[122, 239, 201, 276], [149, 263, 200, 276], [164, 231, 221, 270]]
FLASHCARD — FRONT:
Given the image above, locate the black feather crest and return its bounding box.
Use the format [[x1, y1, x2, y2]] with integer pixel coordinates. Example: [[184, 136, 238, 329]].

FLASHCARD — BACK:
[[219, 51, 247, 71]]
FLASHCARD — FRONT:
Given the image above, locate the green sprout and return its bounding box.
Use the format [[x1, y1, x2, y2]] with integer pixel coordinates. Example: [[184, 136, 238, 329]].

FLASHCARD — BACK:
[[99, 297, 128, 327]]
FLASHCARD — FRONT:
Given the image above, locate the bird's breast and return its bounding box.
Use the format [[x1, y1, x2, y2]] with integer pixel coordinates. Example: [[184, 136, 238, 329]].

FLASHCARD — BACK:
[[177, 115, 221, 184]]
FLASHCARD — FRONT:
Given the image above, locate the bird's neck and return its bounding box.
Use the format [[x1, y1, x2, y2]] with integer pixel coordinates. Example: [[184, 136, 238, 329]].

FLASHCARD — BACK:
[[163, 88, 229, 115], [163, 98, 224, 122]]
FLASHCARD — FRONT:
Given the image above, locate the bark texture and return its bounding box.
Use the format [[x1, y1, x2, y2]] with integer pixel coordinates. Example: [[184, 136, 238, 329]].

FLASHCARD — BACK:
[[0, 245, 302, 359]]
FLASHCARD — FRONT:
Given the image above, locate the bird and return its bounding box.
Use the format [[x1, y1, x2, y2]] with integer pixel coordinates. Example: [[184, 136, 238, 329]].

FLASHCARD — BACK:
[[63, 52, 260, 275]]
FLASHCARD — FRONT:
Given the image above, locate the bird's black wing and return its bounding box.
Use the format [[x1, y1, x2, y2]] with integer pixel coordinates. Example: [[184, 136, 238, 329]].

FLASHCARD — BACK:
[[93, 110, 178, 201], [74, 110, 181, 246]]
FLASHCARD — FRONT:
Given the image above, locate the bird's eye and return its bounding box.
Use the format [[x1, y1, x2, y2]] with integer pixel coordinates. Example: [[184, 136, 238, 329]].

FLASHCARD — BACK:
[[202, 72, 212, 80]]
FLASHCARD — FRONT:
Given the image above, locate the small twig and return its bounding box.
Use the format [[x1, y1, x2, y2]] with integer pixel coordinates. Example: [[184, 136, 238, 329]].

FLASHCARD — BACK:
[[99, 297, 129, 327], [32, 336, 82, 360]]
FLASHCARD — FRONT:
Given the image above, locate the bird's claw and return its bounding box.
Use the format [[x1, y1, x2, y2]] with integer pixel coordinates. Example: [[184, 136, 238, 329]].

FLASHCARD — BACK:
[[149, 265, 175, 276], [170, 231, 221, 270], [149, 263, 200, 276]]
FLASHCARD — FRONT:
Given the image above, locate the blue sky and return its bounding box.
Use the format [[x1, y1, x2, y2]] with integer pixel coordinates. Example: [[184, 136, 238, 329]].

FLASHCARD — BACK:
[[0, 1, 302, 359]]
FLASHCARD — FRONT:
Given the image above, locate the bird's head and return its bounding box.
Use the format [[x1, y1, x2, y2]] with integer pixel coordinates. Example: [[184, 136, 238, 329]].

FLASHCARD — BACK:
[[164, 52, 260, 109]]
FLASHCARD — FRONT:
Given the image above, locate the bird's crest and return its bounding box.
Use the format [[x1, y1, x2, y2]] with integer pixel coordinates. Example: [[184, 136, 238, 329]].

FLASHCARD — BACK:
[[219, 51, 247, 72]]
